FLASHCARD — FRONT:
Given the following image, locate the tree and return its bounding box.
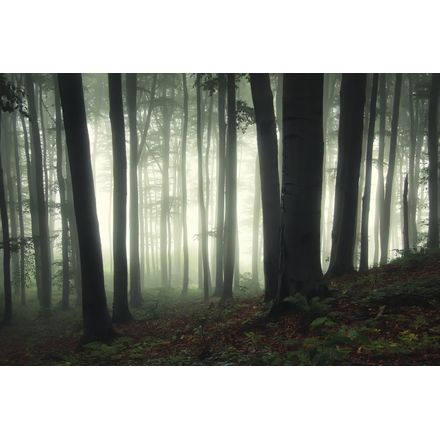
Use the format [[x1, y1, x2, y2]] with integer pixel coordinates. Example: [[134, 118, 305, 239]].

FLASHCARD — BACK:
[[108, 73, 132, 323], [0, 112, 12, 324], [380, 74, 402, 264], [275, 73, 325, 301], [181, 73, 189, 295], [58, 73, 114, 342], [359, 73, 379, 271], [196, 74, 211, 302], [222, 73, 237, 301], [126, 73, 143, 306], [214, 73, 227, 296], [250, 73, 280, 301], [427, 73, 439, 249], [53, 74, 70, 309], [327, 74, 367, 277], [24, 73, 52, 315]]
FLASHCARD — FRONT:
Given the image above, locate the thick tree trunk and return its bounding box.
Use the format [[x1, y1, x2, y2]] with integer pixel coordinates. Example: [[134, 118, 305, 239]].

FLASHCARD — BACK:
[[54, 74, 70, 310], [126, 74, 142, 305], [359, 73, 379, 271], [58, 73, 114, 342], [0, 113, 12, 324], [380, 74, 402, 263], [428, 73, 439, 249], [25, 73, 52, 315], [327, 74, 367, 278], [181, 74, 189, 295], [222, 74, 237, 301], [250, 73, 280, 301], [109, 74, 132, 323], [276, 73, 325, 300], [214, 73, 227, 296]]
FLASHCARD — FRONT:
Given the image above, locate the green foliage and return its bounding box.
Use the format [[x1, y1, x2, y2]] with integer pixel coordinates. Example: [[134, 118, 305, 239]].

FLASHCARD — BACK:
[[0, 74, 28, 116], [236, 99, 255, 133], [283, 293, 331, 325]]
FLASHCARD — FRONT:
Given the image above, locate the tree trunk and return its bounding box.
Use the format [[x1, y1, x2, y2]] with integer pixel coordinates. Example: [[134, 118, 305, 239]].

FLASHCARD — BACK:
[[126, 74, 142, 305], [327, 74, 367, 278], [251, 156, 261, 288], [196, 75, 211, 302], [222, 74, 237, 301], [181, 74, 189, 295], [403, 174, 409, 251], [380, 74, 402, 263], [109, 74, 132, 323], [250, 73, 280, 301], [58, 73, 114, 342], [428, 73, 439, 249], [359, 73, 379, 271], [0, 112, 12, 324], [214, 73, 227, 296], [275, 74, 325, 300], [54, 74, 70, 310], [25, 73, 52, 315], [13, 114, 26, 305], [407, 75, 417, 248]]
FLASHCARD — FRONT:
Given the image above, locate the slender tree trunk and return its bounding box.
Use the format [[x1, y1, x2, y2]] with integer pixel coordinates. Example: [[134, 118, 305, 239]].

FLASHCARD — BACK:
[[214, 74, 226, 296], [359, 73, 379, 271], [54, 74, 70, 310], [380, 74, 402, 264], [327, 74, 367, 278], [25, 73, 52, 315], [196, 75, 211, 302], [428, 73, 439, 249], [0, 113, 12, 323], [250, 73, 280, 301], [276, 73, 326, 301], [58, 73, 114, 342], [407, 74, 417, 248], [373, 74, 387, 266], [403, 174, 409, 251], [251, 156, 261, 287], [222, 74, 237, 301], [126, 74, 142, 305], [13, 114, 26, 305], [181, 74, 189, 295], [109, 73, 132, 322]]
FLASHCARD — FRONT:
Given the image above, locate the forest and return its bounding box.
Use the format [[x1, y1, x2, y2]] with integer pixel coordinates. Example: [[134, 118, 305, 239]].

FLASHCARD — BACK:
[[0, 72, 439, 365]]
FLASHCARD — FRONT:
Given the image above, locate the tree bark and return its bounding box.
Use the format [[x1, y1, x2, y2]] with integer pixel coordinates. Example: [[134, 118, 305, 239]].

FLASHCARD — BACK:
[[276, 73, 325, 300], [214, 73, 227, 296], [58, 73, 114, 342], [222, 74, 237, 301], [181, 74, 189, 295], [251, 156, 261, 288], [428, 73, 439, 249], [380, 74, 402, 263], [250, 73, 280, 301], [359, 73, 379, 271], [25, 73, 52, 314], [327, 74, 367, 278], [109, 74, 132, 322], [126, 74, 142, 305]]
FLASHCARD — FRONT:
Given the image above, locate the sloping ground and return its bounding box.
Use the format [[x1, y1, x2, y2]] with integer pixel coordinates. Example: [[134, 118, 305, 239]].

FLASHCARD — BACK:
[[1, 250, 440, 365]]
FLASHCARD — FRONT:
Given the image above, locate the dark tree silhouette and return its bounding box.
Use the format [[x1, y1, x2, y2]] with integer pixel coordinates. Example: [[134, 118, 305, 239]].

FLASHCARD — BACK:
[[275, 73, 325, 301], [222, 73, 237, 301], [327, 74, 366, 277], [58, 73, 114, 342], [359, 73, 379, 271], [250, 73, 280, 301], [108, 73, 132, 323], [181, 73, 189, 295], [427, 73, 439, 249]]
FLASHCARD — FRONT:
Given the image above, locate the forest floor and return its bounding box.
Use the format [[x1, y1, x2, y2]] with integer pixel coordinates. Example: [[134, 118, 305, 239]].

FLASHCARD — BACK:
[[1, 250, 440, 365]]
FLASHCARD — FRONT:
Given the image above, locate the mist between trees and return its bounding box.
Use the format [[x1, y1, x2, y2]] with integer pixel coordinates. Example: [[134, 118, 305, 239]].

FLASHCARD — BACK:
[[0, 73, 438, 342]]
